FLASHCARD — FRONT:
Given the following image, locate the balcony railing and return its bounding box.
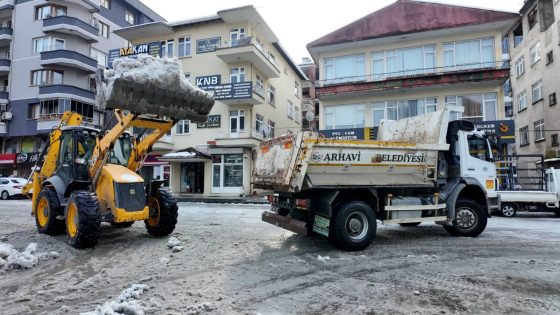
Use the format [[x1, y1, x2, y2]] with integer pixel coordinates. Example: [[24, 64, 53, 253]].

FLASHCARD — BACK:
[[0, 27, 12, 36], [318, 61, 510, 86], [40, 49, 98, 72], [39, 84, 96, 100], [43, 16, 99, 41]]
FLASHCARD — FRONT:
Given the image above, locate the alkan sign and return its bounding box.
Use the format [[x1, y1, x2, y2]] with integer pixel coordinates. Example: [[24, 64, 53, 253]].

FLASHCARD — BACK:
[[107, 42, 162, 68]]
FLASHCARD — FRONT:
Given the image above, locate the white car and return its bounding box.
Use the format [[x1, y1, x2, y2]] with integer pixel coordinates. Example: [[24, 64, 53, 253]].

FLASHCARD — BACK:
[[0, 177, 27, 200]]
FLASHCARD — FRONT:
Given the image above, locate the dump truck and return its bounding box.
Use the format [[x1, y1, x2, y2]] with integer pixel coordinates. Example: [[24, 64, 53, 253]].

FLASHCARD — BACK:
[[22, 56, 215, 248], [252, 110, 499, 250]]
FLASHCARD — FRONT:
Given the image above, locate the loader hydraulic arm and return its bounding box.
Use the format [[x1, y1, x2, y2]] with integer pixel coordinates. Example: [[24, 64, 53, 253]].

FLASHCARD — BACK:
[[127, 118, 175, 173]]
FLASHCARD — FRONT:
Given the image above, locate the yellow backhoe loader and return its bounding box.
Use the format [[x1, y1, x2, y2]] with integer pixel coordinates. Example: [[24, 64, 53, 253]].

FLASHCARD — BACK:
[[21, 56, 214, 248]]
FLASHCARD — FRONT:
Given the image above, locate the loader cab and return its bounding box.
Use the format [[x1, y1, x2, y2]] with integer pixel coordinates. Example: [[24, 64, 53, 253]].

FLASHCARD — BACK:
[[57, 127, 99, 185]]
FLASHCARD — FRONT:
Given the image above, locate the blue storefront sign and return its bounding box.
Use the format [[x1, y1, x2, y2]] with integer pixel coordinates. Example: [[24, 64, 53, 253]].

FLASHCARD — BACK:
[[196, 37, 221, 54], [107, 42, 162, 68], [213, 82, 252, 100]]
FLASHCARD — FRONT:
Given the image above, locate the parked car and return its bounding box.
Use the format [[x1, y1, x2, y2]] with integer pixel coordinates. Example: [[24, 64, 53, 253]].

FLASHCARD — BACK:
[[0, 177, 27, 200]]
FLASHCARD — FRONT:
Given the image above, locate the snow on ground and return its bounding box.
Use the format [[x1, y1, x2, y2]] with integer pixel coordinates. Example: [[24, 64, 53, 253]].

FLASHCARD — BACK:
[[80, 284, 149, 315], [0, 241, 59, 271]]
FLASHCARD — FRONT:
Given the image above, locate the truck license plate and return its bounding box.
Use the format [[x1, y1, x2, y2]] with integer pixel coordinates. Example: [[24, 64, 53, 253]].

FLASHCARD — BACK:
[[313, 215, 330, 237]]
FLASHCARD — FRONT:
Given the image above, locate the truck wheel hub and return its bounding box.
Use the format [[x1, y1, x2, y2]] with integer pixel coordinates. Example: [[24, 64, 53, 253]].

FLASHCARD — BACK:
[[349, 218, 362, 233], [346, 212, 368, 240], [456, 208, 476, 229]]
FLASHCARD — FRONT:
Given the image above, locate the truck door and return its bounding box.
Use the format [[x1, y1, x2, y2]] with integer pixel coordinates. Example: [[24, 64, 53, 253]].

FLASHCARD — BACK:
[[460, 132, 496, 191]]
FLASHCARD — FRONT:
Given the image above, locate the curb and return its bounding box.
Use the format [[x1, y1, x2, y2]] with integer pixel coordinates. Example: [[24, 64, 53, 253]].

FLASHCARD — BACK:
[[176, 197, 269, 204]]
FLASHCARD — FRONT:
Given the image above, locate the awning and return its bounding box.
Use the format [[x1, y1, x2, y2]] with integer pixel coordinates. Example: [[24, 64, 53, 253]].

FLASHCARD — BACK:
[[143, 154, 169, 166], [158, 148, 212, 162], [0, 153, 15, 165]]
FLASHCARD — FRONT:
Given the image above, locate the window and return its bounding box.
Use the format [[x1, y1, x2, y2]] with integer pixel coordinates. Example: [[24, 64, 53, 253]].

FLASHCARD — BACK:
[[287, 100, 294, 119], [515, 56, 525, 76], [27, 103, 40, 120], [100, 0, 110, 9], [267, 85, 276, 106], [445, 94, 497, 122], [254, 75, 264, 96], [161, 39, 174, 58], [230, 67, 245, 83], [443, 38, 494, 70], [230, 109, 245, 133], [267, 120, 275, 138], [552, 134, 559, 147], [33, 37, 64, 53], [178, 37, 191, 58], [372, 44, 435, 80], [255, 113, 264, 133], [35, 5, 66, 20], [534, 119, 545, 142], [175, 120, 190, 134], [324, 104, 365, 130], [532, 80, 543, 103], [324, 54, 365, 83], [550, 93, 557, 106], [31, 69, 63, 86], [518, 90, 528, 111], [530, 42, 541, 64], [520, 126, 530, 146], [528, 7, 538, 30], [125, 10, 135, 24], [294, 81, 299, 96], [546, 50, 554, 65], [373, 98, 437, 126], [39, 99, 92, 120], [230, 28, 245, 47], [99, 21, 109, 38], [294, 106, 300, 124], [90, 48, 107, 68], [513, 23, 523, 48]]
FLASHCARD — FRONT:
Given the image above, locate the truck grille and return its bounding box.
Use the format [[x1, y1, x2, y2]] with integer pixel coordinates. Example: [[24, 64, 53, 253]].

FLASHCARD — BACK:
[[114, 182, 145, 212]]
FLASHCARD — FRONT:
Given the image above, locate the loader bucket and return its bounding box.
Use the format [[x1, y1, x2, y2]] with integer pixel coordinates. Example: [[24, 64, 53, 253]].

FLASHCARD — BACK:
[[99, 55, 215, 122]]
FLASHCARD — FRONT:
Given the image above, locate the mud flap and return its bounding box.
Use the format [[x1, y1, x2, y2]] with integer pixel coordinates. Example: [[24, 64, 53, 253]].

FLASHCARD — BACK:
[[262, 211, 307, 235], [312, 215, 330, 237]]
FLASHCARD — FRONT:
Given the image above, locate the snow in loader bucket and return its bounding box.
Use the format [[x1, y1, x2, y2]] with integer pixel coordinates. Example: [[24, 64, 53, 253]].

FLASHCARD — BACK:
[[98, 55, 215, 122]]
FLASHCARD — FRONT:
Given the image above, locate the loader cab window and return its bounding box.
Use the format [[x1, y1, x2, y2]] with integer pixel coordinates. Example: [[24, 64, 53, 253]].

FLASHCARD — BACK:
[[109, 134, 132, 166], [60, 132, 73, 165], [76, 130, 97, 161], [467, 135, 492, 162]]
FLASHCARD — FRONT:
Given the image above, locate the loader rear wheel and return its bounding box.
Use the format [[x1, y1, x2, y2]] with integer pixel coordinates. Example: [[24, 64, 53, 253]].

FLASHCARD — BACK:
[[35, 187, 65, 235], [145, 187, 178, 237], [444, 199, 487, 237], [110, 221, 134, 228], [65, 191, 101, 249], [331, 201, 376, 251]]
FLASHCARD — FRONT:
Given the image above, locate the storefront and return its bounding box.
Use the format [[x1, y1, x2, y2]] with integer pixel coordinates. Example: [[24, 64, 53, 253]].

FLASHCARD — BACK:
[[211, 153, 244, 194], [159, 148, 212, 195], [0, 154, 15, 176], [139, 154, 170, 185]]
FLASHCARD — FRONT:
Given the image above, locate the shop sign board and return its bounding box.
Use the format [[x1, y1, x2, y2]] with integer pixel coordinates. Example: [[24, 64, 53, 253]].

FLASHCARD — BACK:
[[196, 75, 221, 90], [474, 120, 515, 144], [319, 128, 365, 140], [197, 115, 221, 128], [107, 42, 162, 68], [213, 82, 252, 100], [196, 37, 221, 54]]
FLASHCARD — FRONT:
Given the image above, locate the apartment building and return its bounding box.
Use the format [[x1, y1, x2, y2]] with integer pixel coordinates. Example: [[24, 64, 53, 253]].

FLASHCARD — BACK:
[[114, 5, 306, 196], [0, 0, 164, 176], [508, 0, 560, 166], [307, 0, 518, 153]]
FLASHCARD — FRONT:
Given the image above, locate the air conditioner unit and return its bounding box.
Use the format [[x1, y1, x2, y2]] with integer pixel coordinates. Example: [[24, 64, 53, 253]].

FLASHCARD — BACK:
[[1, 111, 12, 121]]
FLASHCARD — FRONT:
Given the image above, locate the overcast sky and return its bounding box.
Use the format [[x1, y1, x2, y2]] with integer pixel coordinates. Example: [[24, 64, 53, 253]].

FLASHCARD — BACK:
[[140, 0, 524, 63]]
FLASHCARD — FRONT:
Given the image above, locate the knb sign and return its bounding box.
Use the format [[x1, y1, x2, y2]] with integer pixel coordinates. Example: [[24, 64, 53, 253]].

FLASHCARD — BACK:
[[196, 75, 221, 90]]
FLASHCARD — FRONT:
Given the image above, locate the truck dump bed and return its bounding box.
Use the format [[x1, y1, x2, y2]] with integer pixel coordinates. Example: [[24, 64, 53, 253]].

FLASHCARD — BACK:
[[252, 111, 451, 192]]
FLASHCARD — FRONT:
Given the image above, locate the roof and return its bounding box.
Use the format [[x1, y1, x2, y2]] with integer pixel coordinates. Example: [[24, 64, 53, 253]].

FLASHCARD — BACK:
[[158, 148, 212, 161], [124, 0, 166, 22], [307, 0, 519, 48]]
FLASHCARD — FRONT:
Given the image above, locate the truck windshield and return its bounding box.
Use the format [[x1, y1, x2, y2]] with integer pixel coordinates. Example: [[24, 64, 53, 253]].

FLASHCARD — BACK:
[[467, 135, 492, 162], [109, 136, 132, 166]]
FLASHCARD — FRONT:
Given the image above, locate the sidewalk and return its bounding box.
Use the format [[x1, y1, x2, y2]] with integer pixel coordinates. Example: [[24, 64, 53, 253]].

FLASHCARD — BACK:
[[176, 194, 269, 204]]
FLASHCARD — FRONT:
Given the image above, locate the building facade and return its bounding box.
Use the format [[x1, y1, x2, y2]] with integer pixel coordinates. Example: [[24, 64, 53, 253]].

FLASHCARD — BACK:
[[298, 57, 319, 130], [115, 5, 306, 196], [307, 0, 518, 153], [0, 0, 163, 176], [508, 0, 560, 165]]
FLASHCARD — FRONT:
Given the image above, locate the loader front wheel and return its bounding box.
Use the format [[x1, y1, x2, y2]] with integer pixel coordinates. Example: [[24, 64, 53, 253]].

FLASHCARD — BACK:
[[331, 201, 376, 251], [444, 199, 487, 237], [145, 187, 178, 237], [35, 187, 65, 235], [65, 191, 101, 249]]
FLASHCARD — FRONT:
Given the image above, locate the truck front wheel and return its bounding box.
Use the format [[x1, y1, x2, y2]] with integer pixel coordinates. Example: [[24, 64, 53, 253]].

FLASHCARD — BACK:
[[331, 201, 376, 251], [444, 199, 487, 237]]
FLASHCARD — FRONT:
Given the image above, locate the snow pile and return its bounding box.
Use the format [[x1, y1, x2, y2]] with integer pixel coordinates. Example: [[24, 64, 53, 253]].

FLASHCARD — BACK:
[[0, 242, 58, 271], [186, 302, 214, 315], [317, 255, 331, 264], [80, 284, 149, 315], [167, 236, 183, 253]]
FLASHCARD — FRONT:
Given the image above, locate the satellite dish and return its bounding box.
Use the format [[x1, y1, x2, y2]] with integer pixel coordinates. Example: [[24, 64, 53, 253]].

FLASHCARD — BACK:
[[305, 111, 315, 122], [259, 124, 270, 138]]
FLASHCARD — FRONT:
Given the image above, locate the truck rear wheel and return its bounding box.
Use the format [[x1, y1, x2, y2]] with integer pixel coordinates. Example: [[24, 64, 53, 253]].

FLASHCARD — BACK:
[[444, 199, 487, 237], [35, 187, 65, 235], [65, 191, 101, 249], [331, 201, 376, 251], [500, 203, 517, 217], [145, 187, 178, 237]]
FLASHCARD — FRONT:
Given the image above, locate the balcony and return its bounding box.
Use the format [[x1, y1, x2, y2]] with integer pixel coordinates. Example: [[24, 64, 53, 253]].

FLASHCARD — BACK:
[[216, 37, 280, 78], [0, 85, 8, 102], [45, 0, 99, 12], [317, 61, 511, 99], [0, 27, 12, 46], [0, 57, 9, 75], [0, 0, 14, 11], [213, 81, 264, 105], [39, 84, 95, 103], [43, 16, 98, 42], [41, 49, 97, 73]]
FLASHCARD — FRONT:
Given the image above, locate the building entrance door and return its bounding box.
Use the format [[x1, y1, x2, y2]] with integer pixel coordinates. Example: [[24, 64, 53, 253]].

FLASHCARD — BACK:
[[180, 162, 204, 193], [212, 154, 244, 194]]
